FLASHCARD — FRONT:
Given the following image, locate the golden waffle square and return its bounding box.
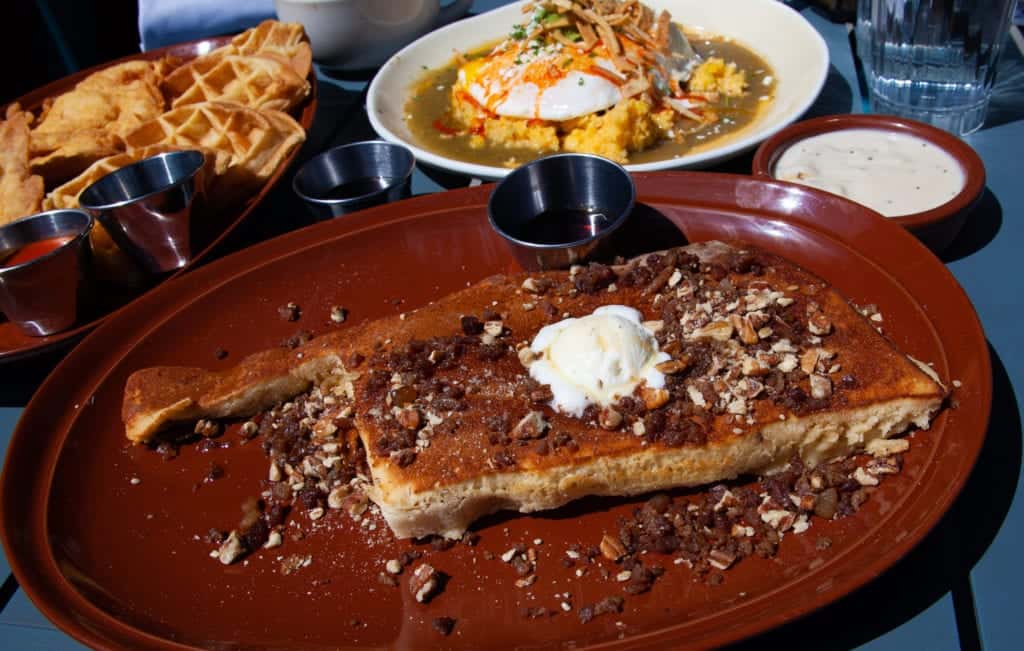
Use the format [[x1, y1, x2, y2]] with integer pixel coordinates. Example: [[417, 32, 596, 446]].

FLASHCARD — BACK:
[[165, 54, 310, 113], [122, 101, 305, 206], [162, 20, 312, 98]]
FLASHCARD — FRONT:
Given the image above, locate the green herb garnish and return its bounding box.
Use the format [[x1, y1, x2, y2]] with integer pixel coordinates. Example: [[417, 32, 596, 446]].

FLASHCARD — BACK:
[[541, 10, 561, 24], [511, 23, 526, 40]]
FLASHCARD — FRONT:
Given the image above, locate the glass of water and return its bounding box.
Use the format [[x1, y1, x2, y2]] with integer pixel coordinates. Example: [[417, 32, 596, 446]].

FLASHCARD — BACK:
[[860, 0, 1017, 135]]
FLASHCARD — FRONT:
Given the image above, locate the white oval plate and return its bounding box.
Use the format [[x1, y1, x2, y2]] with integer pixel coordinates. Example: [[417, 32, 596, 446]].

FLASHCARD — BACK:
[[367, 0, 829, 180]]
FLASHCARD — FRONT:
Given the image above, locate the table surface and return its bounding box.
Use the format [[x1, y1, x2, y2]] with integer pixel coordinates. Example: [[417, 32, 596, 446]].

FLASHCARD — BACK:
[[2, 2, 1022, 649]]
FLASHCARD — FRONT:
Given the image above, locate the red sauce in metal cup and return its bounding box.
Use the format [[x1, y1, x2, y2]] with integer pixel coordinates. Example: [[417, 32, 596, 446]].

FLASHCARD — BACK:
[[1, 235, 74, 268]]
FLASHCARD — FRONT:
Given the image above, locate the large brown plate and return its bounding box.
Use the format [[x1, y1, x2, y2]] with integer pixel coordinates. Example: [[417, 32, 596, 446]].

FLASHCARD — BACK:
[[0, 36, 318, 363], [0, 174, 990, 649]]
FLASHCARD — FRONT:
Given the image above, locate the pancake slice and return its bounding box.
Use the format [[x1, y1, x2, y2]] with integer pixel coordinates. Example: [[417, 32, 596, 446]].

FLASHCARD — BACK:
[[122, 241, 945, 539]]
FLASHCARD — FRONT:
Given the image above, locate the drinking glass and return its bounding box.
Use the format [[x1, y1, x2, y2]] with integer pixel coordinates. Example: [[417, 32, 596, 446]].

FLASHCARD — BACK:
[[860, 0, 1017, 135]]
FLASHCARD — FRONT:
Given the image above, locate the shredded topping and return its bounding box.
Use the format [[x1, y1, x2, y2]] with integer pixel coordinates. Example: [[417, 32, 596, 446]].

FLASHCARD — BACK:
[[510, 0, 704, 106]]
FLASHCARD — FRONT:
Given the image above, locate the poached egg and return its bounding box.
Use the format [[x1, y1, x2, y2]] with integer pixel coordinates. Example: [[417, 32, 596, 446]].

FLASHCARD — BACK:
[[455, 41, 627, 121]]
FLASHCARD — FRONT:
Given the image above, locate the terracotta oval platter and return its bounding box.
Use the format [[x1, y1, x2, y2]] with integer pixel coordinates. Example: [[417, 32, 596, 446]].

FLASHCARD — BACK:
[[0, 37, 318, 363], [0, 174, 990, 649]]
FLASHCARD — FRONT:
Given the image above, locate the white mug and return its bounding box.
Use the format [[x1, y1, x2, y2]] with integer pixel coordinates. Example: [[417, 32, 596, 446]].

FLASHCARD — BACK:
[[275, 0, 473, 69]]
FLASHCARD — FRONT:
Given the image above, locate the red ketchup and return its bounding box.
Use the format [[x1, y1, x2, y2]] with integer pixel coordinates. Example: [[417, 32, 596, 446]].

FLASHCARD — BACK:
[[1, 235, 74, 268]]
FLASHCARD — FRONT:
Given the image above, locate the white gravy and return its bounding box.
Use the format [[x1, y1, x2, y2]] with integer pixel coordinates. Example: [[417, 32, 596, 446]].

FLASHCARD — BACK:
[[772, 128, 965, 217]]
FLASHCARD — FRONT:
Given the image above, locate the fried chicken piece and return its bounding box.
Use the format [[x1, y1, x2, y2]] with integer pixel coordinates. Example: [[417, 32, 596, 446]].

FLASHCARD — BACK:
[[0, 104, 45, 224], [28, 61, 166, 183]]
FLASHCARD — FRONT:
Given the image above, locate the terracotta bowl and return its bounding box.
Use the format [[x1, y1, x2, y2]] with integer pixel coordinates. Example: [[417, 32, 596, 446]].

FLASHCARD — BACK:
[[751, 114, 986, 254]]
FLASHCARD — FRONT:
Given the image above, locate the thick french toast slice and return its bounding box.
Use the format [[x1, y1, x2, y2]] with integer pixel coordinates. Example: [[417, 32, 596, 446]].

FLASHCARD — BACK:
[[123, 241, 945, 538]]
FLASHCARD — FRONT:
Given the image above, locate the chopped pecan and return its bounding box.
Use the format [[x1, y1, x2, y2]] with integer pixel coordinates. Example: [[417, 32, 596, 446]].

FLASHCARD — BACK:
[[278, 302, 300, 321], [194, 419, 221, 438], [529, 385, 554, 404], [518, 346, 538, 366], [396, 408, 421, 430], [598, 407, 623, 430], [391, 385, 418, 407], [330, 306, 348, 323], [599, 534, 627, 561], [808, 312, 832, 336], [800, 348, 834, 375], [730, 314, 759, 345], [691, 320, 734, 342], [390, 448, 417, 467], [809, 374, 832, 399], [641, 387, 670, 410], [460, 315, 483, 335], [216, 531, 245, 565], [741, 355, 770, 376], [483, 320, 504, 337], [708, 549, 737, 570], [432, 617, 456, 636], [655, 357, 690, 374], [644, 265, 675, 295], [409, 564, 442, 603], [521, 277, 553, 295], [511, 411, 549, 439]]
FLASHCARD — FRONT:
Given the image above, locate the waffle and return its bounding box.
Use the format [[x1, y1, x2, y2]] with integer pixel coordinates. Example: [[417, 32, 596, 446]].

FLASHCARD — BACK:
[[164, 54, 310, 113], [162, 20, 312, 97], [43, 144, 200, 211], [29, 129, 124, 186], [122, 101, 305, 205], [227, 19, 312, 78]]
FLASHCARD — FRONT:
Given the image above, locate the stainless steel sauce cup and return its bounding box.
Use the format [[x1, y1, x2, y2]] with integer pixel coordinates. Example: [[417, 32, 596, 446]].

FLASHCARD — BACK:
[[488, 153, 636, 270], [78, 150, 205, 274], [0, 209, 94, 336], [293, 141, 415, 219]]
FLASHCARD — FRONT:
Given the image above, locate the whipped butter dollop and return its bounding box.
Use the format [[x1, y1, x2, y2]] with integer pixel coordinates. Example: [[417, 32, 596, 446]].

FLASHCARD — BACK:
[[527, 305, 669, 417]]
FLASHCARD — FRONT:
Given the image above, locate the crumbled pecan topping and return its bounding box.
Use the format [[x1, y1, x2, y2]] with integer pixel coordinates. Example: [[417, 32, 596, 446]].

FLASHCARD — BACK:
[[432, 617, 456, 636], [194, 419, 221, 438], [278, 302, 301, 321], [574, 263, 617, 294], [599, 533, 626, 561], [409, 563, 443, 603], [330, 306, 348, 323], [578, 596, 624, 624], [281, 330, 313, 349], [511, 411, 549, 440]]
